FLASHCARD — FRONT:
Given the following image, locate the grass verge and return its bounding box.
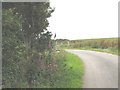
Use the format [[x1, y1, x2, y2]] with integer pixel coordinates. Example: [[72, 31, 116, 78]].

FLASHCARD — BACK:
[[53, 50, 84, 88], [64, 47, 119, 56], [3, 49, 84, 88]]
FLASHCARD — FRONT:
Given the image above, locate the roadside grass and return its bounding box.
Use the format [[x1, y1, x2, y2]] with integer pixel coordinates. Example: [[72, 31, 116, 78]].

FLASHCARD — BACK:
[[3, 49, 84, 88], [64, 47, 119, 56], [89, 48, 118, 55], [53, 50, 84, 88]]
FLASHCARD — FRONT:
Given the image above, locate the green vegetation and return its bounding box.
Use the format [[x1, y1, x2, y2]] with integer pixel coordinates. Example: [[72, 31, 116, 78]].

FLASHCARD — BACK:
[[53, 50, 84, 88], [2, 2, 54, 88], [2, 2, 84, 88], [56, 38, 119, 55]]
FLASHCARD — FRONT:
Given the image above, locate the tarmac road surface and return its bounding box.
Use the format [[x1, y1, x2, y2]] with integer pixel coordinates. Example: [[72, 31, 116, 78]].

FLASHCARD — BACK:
[[66, 49, 118, 88]]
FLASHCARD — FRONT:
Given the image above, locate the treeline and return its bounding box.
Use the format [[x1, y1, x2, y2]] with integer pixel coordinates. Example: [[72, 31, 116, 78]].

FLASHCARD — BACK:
[[2, 2, 58, 88]]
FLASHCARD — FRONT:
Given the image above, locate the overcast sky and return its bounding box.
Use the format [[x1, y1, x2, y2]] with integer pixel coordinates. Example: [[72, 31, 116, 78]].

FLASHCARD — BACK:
[[48, 0, 118, 40]]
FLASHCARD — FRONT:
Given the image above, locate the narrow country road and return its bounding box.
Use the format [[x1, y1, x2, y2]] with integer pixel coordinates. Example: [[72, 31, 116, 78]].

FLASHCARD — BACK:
[[66, 49, 118, 88]]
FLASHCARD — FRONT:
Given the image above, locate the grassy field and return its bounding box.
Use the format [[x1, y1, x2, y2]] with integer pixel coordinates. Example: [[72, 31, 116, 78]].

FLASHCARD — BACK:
[[56, 38, 119, 55]]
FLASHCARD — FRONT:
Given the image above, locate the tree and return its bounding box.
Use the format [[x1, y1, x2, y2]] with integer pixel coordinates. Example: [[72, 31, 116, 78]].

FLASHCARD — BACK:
[[2, 2, 54, 87], [3, 2, 54, 52]]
